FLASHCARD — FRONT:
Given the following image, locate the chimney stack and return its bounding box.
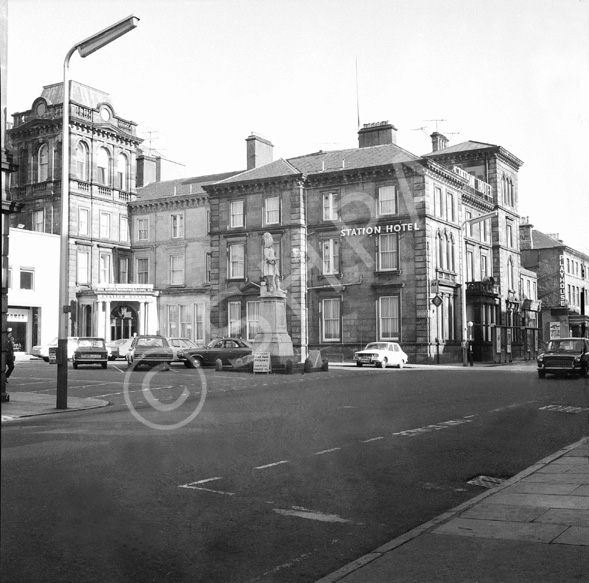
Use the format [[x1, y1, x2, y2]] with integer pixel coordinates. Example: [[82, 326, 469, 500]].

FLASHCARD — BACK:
[[246, 133, 274, 170], [431, 131, 449, 152], [519, 216, 534, 250], [358, 121, 397, 148], [136, 152, 161, 187]]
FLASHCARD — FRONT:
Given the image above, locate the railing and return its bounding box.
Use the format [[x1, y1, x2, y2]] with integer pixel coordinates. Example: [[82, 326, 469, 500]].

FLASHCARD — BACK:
[[466, 281, 499, 295], [97, 186, 112, 198]]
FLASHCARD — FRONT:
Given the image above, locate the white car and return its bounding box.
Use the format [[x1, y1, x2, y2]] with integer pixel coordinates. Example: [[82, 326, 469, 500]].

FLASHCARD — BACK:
[[354, 342, 408, 368], [166, 337, 201, 363]]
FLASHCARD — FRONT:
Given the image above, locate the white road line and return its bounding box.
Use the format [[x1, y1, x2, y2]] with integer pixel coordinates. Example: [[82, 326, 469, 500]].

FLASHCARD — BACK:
[[273, 507, 354, 524], [314, 447, 341, 455], [254, 460, 289, 470], [360, 437, 384, 443], [178, 477, 235, 495]]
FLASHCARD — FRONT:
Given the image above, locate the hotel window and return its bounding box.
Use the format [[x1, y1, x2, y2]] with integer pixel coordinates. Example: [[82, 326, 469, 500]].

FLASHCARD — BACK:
[[466, 249, 474, 282], [465, 211, 473, 237], [379, 296, 400, 340], [264, 196, 280, 225], [434, 187, 444, 218], [228, 243, 245, 279], [170, 255, 185, 285], [32, 209, 44, 232], [480, 218, 488, 243], [378, 233, 399, 271], [20, 268, 34, 290], [136, 218, 149, 241], [322, 238, 340, 275], [119, 257, 129, 284], [322, 298, 341, 341], [247, 301, 261, 341], [100, 212, 111, 239], [37, 144, 48, 182], [116, 153, 128, 191], [77, 250, 89, 284], [78, 208, 89, 236], [437, 233, 445, 270], [179, 305, 191, 337], [76, 142, 89, 181], [378, 185, 397, 216], [506, 222, 514, 248], [167, 305, 178, 336], [205, 252, 211, 283], [97, 147, 110, 186], [228, 301, 242, 337], [136, 258, 149, 284], [171, 214, 184, 239], [194, 303, 206, 342], [322, 192, 339, 221], [480, 252, 489, 280], [120, 216, 129, 242], [507, 257, 514, 290], [230, 200, 244, 228], [446, 191, 455, 222], [99, 253, 112, 284], [447, 234, 455, 272]]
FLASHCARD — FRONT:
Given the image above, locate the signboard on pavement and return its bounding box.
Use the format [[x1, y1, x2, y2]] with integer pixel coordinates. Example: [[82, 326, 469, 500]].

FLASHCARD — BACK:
[[253, 352, 271, 373]]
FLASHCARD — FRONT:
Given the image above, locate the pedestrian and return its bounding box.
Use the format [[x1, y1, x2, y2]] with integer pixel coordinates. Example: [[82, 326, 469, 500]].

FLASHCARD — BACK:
[[5, 329, 15, 382]]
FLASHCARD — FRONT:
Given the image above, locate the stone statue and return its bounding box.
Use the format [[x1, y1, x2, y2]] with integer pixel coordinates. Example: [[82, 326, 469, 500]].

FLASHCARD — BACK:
[[262, 232, 285, 296]]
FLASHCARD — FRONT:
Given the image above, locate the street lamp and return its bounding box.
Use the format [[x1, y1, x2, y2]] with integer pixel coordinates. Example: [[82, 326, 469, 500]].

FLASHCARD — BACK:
[[57, 15, 139, 409], [459, 210, 498, 367]]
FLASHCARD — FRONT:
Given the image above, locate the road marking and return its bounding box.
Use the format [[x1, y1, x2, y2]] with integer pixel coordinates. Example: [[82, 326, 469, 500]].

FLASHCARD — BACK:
[[314, 447, 341, 455], [255, 460, 289, 470], [178, 477, 235, 495], [392, 417, 474, 437], [273, 506, 354, 524], [540, 404, 588, 414], [361, 437, 384, 443]]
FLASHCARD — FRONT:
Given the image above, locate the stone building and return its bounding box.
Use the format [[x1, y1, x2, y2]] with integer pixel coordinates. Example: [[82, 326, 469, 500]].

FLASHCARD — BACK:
[[520, 220, 589, 341], [7, 81, 159, 340], [205, 124, 529, 363]]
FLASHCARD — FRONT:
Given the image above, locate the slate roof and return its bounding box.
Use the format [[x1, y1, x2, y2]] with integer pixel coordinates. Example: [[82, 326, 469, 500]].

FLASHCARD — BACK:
[[134, 170, 243, 202], [40, 81, 113, 108], [423, 140, 498, 157], [531, 230, 565, 249], [216, 143, 420, 186]]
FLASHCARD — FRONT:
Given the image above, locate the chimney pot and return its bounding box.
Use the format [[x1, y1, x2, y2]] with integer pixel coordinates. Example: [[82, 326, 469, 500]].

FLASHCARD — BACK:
[[431, 132, 449, 152]]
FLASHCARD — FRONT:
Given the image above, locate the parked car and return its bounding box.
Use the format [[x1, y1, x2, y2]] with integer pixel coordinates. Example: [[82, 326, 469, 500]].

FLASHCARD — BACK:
[[178, 337, 252, 368], [537, 337, 589, 378], [106, 338, 133, 360], [72, 337, 108, 369], [45, 337, 79, 363], [166, 337, 202, 363], [354, 342, 408, 368], [126, 335, 174, 370]]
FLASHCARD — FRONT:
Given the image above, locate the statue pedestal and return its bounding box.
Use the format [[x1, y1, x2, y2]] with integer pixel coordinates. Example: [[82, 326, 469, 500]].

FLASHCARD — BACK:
[[253, 296, 294, 364]]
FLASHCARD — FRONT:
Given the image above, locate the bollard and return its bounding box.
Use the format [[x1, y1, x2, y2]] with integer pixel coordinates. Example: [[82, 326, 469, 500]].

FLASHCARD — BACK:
[[321, 358, 329, 372], [304, 358, 312, 373], [215, 358, 223, 371]]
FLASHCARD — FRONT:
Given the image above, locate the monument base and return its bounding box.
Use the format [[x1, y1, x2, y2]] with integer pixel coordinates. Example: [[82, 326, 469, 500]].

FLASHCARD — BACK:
[[252, 296, 294, 365]]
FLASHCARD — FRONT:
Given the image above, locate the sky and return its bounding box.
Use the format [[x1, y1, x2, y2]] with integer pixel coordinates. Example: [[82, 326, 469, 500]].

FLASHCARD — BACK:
[[6, 0, 589, 255]]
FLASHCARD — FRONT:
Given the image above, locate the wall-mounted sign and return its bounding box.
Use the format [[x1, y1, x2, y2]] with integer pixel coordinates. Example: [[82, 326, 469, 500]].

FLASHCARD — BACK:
[[559, 255, 567, 306], [340, 222, 420, 237], [550, 322, 561, 340]]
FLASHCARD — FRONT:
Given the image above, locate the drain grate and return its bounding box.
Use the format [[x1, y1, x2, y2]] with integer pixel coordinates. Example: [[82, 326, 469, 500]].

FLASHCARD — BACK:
[[467, 475, 507, 489]]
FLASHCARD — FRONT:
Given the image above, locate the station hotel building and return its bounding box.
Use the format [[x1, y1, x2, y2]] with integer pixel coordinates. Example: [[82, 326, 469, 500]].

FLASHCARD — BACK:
[[7, 81, 542, 363]]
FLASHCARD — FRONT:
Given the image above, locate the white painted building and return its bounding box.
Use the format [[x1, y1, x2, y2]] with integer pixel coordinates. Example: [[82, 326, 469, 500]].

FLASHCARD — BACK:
[[6, 228, 59, 353]]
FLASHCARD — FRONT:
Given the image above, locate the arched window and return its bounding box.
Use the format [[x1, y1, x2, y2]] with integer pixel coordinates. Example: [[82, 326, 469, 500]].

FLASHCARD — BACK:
[[37, 144, 48, 182], [437, 232, 444, 270], [508, 178, 515, 206], [97, 147, 110, 186], [447, 234, 455, 272], [507, 257, 514, 290], [76, 142, 89, 181], [116, 153, 128, 191]]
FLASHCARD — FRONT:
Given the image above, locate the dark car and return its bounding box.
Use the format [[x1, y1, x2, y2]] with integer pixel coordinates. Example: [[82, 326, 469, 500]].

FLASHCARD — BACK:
[[178, 337, 252, 368], [126, 335, 175, 370], [72, 337, 108, 369], [537, 337, 589, 378]]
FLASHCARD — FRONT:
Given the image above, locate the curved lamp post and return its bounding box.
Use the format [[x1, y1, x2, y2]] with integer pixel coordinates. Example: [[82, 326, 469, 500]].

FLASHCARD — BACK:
[[57, 15, 139, 409]]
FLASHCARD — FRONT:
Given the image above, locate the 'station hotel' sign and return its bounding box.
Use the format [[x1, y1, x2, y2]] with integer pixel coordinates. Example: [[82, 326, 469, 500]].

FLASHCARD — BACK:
[[340, 222, 421, 237]]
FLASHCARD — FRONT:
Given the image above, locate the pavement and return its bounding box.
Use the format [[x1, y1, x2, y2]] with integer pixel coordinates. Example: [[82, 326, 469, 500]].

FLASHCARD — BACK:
[[2, 359, 588, 582]]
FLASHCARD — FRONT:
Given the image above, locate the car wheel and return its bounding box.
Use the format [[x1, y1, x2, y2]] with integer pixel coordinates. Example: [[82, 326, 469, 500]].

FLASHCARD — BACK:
[[538, 370, 546, 379], [193, 356, 204, 368], [101, 362, 107, 369], [73, 362, 78, 369], [581, 364, 588, 378], [356, 361, 362, 367], [43, 357, 49, 363], [375, 360, 383, 369], [398, 359, 405, 369]]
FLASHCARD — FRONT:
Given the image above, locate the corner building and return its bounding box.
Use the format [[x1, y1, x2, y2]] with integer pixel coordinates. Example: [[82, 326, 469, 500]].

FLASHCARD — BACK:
[[205, 123, 529, 363]]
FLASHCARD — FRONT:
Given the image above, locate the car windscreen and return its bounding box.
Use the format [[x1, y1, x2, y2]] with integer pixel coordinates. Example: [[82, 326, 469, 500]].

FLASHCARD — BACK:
[[547, 340, 584, 352], [137, 338, 165, 348], [78, 339, 105, 348], [365, 343, 388, 350]]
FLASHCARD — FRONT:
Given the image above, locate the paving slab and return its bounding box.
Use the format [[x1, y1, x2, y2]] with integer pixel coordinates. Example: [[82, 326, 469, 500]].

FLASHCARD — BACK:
[[460, 503, 547, 522], [552, 526, 589, 546], [487, 492, 589, 510], [535, 508, 589, 527]]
